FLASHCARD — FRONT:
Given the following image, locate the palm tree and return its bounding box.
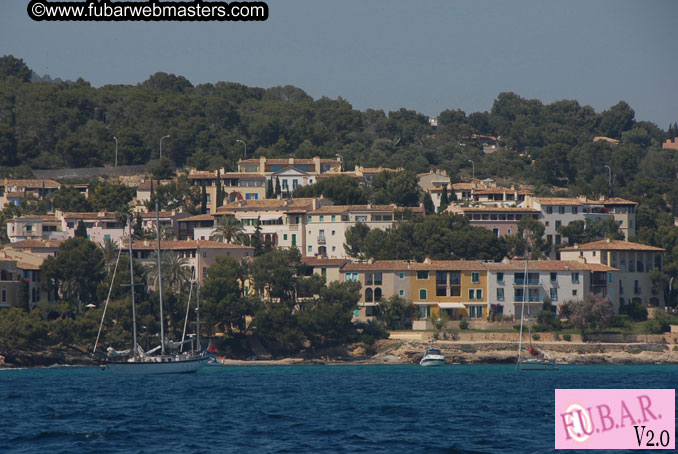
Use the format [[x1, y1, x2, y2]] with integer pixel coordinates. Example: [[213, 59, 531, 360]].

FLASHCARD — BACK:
[[100, 237, 120, 275], [210, 215, 244, 244], [162, 252, 192, 293]]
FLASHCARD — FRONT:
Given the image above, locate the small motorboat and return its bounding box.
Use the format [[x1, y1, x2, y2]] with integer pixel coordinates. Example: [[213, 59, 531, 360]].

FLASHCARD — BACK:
[[420, 348, 445, 367]]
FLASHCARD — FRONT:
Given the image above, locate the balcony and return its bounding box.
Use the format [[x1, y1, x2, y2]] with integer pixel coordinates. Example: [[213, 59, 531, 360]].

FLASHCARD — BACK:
[[513, 278, 541, 286], [317, 236, 326, 245], [634, 287, 642, 295], [513, 295, 542, 303]]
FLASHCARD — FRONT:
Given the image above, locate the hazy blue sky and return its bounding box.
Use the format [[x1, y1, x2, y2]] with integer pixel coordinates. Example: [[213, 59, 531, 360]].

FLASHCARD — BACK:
[[1, 0, 676, 127]]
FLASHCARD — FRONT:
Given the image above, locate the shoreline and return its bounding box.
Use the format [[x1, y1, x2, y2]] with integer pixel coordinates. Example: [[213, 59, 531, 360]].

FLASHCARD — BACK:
[[3, 338, 678, 369]]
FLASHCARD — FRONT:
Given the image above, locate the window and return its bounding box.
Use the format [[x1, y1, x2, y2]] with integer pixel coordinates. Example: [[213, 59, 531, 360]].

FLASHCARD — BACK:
[[555, 235, 561, 245], [308, 216, 313, 222], [546, 206, 553, 214], [558, 206, 565, 215], [331, 230, 335, 236], [497, 288, 504, 300], [572, 207, 578, 215], [550, 272, 557, 283], [203, 252, 207, 258], [374, 273, 382, 285], [572, 289, 577, 296], [469, 289, 475, 300], [497, 272, 504, 284], [399, 289, 404, 296], [308, 246, 312, 253], [417, 271, 429, 280], [475, 289, 482, 300], [374, 288, 382, 301], [319, 216, 324, 222], [365, 288, 373, 302], [469, 305, 483, 319], [331, 216, 336, 222], [283, 234, 288, 241], [546, 234, 553, 244], [399, 273, 404, 279], [321, 268, 327, 276], [555, 220, 561, 229], [332, 246, 336, 251], [571, 272, 579, 283], [419, 289, 427, 300], [472, 272, 480, 283], [291, 234, 296, 246], [550, 288, 558, 301], [356, 215, 368, 222]]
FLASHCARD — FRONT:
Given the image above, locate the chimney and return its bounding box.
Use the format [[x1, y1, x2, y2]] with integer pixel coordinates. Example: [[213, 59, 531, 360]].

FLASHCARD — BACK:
[[606, 238, 611, 243], [423, 257, 431, 264]]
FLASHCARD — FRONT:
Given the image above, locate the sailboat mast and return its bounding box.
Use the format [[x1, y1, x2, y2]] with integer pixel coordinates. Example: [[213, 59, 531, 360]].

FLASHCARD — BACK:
[[526, 256, 531, 343], [128, 220, 139, 360], [517, 258, 527, 363], [196, 245, 202, 352], [156, 199, 166, 356]]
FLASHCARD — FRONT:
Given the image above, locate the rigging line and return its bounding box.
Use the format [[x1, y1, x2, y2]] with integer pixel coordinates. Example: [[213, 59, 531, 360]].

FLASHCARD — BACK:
[[180, 280, 194, 353], [93, 244, 123, 354]]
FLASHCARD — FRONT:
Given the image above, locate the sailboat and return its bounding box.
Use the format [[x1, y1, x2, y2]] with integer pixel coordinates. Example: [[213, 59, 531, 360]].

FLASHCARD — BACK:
[[96, 202, 209, 374], [517, 258, 556, 371]]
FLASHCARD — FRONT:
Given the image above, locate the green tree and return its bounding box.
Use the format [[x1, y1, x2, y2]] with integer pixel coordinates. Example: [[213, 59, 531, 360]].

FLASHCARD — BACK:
[[201, 256, 250, 335], [376, 295, 416, 330], [0, 55, 32, 82], [41, 237, 105, 310], [50, 187, 92, 212], [74, 220, 88, 238], [210, 215, 244, 244]]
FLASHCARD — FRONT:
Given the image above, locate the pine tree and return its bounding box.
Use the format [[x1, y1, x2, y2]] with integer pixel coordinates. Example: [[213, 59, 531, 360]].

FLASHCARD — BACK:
[[74, 220, 88, 238], [275, 177, 281, 197], [423, 192, 435, 215], [216, 169, 222, 208], [266, 178, 274, 198], [439, 185, 449, 212], [251, 219, 263, 256], [134, 213, 143, 238], [201, 180, 207, 214]]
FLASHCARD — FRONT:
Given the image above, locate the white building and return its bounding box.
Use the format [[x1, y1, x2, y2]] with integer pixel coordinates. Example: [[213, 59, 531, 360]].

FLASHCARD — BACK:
[[559, 239, 665, 309], [485, 259, 618, 317], [305, 204, 424, 258]]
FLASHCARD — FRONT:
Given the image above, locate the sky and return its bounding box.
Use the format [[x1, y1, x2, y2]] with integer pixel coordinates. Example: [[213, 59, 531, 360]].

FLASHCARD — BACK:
[[1, 0, 677, 127]]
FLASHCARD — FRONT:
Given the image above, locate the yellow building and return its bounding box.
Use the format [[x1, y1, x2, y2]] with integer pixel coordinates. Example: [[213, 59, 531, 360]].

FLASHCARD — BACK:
[[340, 259, 488, 323]]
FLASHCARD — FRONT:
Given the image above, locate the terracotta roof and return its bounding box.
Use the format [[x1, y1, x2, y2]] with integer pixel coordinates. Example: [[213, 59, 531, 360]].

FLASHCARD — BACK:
[[131, 240, 253, 251], [342, 260, 486, 272], [534, 198, 601, 206], [177, 214, 216, 222], [17, 261, 41, 270], [473, 188, 532, 195], [308, 205, 397, 215], [450, 183, 475, 190], [137, 211, 179, 218], [301, 257, 349, 267], [4, 239, 64, 249], [601, 198, 638, 206], [188, 171, 218, 179], [560, 240, 664, 252], [2, 179, 61, 188], [216, 198, 319, 213], [222, 173, 266, 179], [238, 158, 338, 165], [450, 206, 539, 213], [484, 260, 617, 272], [62, 211, 118, 219], [359, 167, 399, 174]]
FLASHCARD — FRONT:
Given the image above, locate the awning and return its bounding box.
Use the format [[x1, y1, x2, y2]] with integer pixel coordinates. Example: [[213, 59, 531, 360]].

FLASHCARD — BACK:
[[259, 215, 282, 221], [437, 302, 466, 309], [413, 301, 437, 306]]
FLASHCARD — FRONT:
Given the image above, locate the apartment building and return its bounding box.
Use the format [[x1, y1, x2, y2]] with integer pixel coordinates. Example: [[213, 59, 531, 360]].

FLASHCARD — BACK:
[[0, 179, 61, 209], [188, 169, 267, 213], [300, 257, 349, 284], [0, 256, 19, 308], [522, 196, 618, 248], [485, 260, 617, 317], [237, 156, 342, 175], [446, 206, 539, 236], [306, 204, 424, 259], [601, 198, 638, 239], [3, 239, 63, 259], [559, 239, 665, 308], [1, 249, 51, 307], [7, 215, 67, 242], [340, 259, 488, 324], [130, 239, 254, 284]]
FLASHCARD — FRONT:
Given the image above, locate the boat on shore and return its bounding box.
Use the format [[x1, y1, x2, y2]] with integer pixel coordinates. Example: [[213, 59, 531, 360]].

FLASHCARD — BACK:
[[420, 348, 445, 367]]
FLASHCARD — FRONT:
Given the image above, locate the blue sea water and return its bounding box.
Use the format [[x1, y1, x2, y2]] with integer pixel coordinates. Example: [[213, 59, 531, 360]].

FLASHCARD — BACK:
[[0, 364, 676, 453]]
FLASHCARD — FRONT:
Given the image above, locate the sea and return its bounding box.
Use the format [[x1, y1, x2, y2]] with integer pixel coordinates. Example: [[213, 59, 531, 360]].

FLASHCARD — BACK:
[[0, 364, 676, 453]]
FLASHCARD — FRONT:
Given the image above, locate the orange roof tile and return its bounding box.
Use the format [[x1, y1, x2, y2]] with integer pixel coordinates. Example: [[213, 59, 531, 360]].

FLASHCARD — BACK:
[[131, 240, 253, 251], [483, 260, 617, 272], [560, 240, 664, 252]]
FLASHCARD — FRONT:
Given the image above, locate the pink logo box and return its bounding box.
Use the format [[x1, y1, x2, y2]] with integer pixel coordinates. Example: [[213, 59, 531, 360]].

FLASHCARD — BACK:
[[555, 389, 675, 449]]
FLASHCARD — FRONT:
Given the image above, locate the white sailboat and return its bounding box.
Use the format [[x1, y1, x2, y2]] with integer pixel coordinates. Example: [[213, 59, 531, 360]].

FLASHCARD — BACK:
[[97, 202, 209, 374], [517, 258, 556, 371]]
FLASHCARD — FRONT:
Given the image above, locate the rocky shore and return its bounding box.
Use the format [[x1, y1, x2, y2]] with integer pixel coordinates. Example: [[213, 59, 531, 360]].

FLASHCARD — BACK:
[[3, 339, 678, 369]]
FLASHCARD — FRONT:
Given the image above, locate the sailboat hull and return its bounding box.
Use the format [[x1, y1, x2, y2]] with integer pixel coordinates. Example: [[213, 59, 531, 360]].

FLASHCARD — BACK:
[[519, 359, 557, 371], [104, 356, 210, 374]]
